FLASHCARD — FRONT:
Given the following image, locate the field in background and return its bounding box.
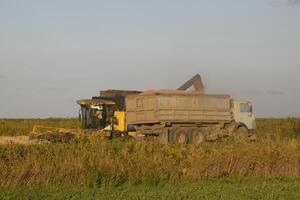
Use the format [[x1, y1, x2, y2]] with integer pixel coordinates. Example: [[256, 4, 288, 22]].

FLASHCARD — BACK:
[[255, 118, 300, 141], [0, 118, 299, 199], [1, 118, 300, 140], [0, 118, 80, 136]]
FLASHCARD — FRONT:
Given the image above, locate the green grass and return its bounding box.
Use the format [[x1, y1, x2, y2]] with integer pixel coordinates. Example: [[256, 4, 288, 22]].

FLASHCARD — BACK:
[[1, 180, 300, 200]]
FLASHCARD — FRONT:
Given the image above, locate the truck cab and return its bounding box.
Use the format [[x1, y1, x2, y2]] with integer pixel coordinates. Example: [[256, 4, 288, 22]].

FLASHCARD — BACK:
[[232, 100, 256, 131]]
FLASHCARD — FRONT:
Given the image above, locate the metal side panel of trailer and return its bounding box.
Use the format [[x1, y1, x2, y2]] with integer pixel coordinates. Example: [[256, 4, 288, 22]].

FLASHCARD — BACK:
[[126, 93, 232, 125]]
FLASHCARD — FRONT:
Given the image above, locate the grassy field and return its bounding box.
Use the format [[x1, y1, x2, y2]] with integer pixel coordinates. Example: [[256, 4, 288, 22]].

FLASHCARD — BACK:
[[1, 180, 300, 200], [1, 139, 300, 187], [0, 118, 299, 199], [255, 118, 300, 141]]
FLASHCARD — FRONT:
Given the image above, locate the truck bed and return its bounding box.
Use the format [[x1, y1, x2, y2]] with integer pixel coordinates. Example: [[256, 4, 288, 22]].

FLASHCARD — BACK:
[[126, 92, 232, 125]]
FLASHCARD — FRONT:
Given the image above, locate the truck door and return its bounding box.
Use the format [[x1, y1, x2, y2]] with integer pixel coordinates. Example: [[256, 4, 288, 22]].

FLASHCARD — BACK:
[[234, 101, 255, 130]]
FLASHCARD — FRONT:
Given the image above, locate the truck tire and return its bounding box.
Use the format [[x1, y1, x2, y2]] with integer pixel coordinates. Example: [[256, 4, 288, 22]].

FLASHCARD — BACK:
[[190, 129, 206, 144], [235, 126, 249, 142], [173, 128, 188, 144]]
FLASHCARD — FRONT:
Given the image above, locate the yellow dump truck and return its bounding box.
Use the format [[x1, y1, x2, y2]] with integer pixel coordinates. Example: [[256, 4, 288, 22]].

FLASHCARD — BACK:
[[76, 75, 256, 144]]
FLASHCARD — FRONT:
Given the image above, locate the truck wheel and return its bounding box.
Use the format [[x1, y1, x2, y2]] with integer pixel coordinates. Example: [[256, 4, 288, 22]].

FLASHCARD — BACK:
[[235, 126, 249, 142], [175, 128, 188, 144], [191, 129, 206, 145]]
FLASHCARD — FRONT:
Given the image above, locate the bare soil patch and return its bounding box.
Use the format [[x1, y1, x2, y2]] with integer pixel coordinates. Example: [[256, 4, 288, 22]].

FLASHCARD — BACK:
[[0, 136, 43, 145]]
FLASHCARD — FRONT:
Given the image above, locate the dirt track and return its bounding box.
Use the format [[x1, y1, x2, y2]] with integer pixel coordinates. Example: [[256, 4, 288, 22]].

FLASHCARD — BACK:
[[0, 136, 44, 145]]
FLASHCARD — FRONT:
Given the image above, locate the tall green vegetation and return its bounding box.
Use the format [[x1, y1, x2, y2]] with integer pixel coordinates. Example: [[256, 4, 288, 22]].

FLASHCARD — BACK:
[[0, 140, 299, 187]]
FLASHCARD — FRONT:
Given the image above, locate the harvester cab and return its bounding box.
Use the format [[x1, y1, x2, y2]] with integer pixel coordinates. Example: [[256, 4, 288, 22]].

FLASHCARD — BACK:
[[76, 90, 142, 135], [76, 99, 117, 130]]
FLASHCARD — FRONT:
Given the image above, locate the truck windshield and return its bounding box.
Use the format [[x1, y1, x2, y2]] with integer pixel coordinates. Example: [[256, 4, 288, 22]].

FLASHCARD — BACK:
[[240, 103, 252, 113]]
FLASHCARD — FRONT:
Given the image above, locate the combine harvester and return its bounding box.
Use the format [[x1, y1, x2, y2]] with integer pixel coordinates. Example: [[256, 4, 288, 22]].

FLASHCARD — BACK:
[[32, 74, 256, 144]]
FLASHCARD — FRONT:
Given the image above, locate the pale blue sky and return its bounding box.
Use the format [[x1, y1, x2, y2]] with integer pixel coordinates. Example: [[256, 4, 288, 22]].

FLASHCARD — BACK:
[[0, 0, 299, 118]]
